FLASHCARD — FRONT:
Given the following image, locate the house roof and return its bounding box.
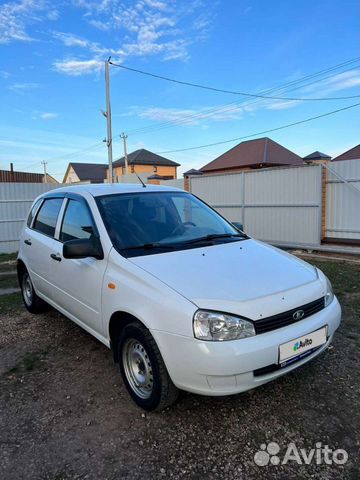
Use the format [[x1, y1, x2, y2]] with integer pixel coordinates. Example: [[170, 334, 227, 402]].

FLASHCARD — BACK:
[[147, 174, 174, 180], [332, 144, 360, 162], [303, 151, 332, 161], [0, 169, 58, 183], [112, 149, 180, 168], [183, 169, 203, 176], [64, 163, 108, 183], [200, 137, 303, 173]]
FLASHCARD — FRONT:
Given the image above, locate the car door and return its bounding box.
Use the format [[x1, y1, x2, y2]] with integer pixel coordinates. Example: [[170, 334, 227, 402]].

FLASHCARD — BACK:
[[22, 196, 64, 302], [49, 195, 107, 336]]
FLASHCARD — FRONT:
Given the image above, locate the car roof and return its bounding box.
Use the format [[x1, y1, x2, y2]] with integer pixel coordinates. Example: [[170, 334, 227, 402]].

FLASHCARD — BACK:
[[42, 183, 183, 198]]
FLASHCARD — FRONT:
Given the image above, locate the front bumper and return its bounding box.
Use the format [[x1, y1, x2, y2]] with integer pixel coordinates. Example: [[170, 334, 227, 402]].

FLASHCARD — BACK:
[[151, 296, 341, 396]]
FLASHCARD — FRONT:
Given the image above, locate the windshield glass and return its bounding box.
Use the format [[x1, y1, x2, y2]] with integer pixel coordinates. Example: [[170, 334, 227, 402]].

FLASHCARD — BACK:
[[96, 191, 245, 256]]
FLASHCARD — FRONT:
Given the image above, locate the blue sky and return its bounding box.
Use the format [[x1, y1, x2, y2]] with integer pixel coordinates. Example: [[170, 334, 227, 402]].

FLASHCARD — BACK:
[[0, 0, 359, 180]]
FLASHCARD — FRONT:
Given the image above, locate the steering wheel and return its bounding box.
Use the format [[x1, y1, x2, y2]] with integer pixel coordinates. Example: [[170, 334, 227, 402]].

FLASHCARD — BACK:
[[171, 221, 196, 236]]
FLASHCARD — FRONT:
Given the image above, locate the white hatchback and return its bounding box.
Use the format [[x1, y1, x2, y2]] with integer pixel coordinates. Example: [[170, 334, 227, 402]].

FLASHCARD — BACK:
[[18, 184, 341, 410]]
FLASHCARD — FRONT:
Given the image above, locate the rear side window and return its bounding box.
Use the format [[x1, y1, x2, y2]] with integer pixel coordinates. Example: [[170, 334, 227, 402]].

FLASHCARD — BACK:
[[60, 199, 95, 242], [33, 198, 63, 237], [27, 199, 42, 227]]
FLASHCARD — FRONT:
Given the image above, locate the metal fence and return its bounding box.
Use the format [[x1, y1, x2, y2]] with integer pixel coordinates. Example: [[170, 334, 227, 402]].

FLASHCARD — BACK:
[[0, 183, 62, 253], [190, 164, 323, 247], [325, 159, 360, 241]]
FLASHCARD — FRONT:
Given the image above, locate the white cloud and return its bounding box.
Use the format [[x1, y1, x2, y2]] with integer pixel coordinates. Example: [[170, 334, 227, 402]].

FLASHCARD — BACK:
[[53, 58, 103, 76], [53, 0, 214, 74], [0, 70, 11, 79], [299, 69, 360, 96], [8, 82, 40, 93], [53, 32, 89, 48], [130, 104, 245, 126], [39, 112, 58, 119], [0, 0, 48, 44]]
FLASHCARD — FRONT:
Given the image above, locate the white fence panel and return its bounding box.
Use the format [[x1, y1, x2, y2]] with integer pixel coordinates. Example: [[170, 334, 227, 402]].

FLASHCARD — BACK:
[[190, 164, 322, 247], [325, 159, 360, 241], [0, 183, 62, 253], [159, 178, 184, 189]]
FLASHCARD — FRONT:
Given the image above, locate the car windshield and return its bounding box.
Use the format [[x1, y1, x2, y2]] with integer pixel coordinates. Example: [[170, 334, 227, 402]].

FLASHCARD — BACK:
[[96, 191, 247, 256]]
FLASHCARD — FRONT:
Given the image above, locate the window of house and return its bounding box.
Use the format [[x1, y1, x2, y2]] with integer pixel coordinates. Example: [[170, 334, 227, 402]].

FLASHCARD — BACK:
[[60, 199, 95, 242], [131, 165, 135, 173], [153, 166, 158, 172], [33, 198, 63, 237]]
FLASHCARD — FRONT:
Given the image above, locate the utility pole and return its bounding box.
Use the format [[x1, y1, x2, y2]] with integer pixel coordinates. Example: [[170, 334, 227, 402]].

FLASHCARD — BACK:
[[104, 58, 113, 183], [41, 161, 48, 183], [120, 133, 129, 175]]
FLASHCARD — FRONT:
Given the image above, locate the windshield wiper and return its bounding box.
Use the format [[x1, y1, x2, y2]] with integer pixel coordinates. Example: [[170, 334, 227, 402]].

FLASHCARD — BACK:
[[183, 233, 248, 245], [122, 242, 177, 251]]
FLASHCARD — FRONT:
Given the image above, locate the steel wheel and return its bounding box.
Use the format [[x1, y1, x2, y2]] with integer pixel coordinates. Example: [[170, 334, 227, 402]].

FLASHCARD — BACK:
[[122, 338, 154, 399], [22, 272, 33, 307]]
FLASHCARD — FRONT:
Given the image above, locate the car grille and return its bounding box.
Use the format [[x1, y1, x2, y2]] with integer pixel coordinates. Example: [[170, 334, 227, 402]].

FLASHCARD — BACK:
[[254, 297, 325, 334]]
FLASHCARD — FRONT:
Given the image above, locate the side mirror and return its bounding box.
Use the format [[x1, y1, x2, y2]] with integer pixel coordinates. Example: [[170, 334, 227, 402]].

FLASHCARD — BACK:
[[232, 222, 244, 232], [63, 237, 104, 260]]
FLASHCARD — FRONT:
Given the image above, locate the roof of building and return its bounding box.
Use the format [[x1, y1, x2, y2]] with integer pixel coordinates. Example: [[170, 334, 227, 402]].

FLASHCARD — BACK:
[[303, 151, 332, 161], [112, 149, 180, 168], [63, 162, 108, 183], [147, 174, 174, 180], [332, 144, 360, 162], [200, 137, 303, 172], [0, 169, 57, 183], [183, 169, 203, 176], [41, 183, 182, 198]]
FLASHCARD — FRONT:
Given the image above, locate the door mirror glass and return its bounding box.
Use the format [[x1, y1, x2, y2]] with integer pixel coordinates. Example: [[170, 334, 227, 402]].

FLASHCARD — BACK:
[[232, 222, 244, 232], [63, 237, 104, 260]]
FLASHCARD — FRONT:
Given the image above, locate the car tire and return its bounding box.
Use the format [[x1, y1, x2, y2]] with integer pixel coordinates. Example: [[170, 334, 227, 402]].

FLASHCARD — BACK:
[[118, 322, 179, 411], [19, 268, 50, 314]]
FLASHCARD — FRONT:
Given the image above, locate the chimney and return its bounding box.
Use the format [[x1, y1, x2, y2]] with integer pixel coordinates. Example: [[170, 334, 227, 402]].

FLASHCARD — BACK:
[[10, 163, 14, 173]]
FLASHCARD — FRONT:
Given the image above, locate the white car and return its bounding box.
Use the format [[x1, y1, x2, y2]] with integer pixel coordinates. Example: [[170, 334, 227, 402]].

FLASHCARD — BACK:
[[18, 184, 341, 410]]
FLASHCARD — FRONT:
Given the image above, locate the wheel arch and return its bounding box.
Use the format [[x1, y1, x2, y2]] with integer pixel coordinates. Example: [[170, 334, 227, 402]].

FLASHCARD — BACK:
[[108, 311, 148, 363]]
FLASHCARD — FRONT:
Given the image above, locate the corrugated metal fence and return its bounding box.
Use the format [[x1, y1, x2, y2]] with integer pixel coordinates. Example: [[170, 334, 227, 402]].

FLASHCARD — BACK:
[[325, 159, 360, 241], [190, 164, 323, 247], [0, 183, 61, 253]]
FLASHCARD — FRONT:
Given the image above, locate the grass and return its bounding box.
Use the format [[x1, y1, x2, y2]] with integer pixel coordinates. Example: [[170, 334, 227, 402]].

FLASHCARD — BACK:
[[0, 292, 22, 313], [0, 274, 19, 289], [8, 350, 49, 375], [0, 253, 17, 263]]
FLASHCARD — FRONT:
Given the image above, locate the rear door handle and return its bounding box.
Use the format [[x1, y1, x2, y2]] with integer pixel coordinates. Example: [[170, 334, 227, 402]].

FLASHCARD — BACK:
[[50, 253, 62, 262], [24, 239, 32, 246]]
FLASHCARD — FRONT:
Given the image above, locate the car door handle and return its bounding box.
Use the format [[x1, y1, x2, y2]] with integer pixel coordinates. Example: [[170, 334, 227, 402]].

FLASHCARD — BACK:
[[24, 239, 32, 246], [50, 253, 62, 262]]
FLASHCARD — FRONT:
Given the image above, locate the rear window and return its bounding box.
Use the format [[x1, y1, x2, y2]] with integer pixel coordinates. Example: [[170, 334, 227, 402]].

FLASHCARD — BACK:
[[27, 199, 42, 227], [33, 198, 63, 237]]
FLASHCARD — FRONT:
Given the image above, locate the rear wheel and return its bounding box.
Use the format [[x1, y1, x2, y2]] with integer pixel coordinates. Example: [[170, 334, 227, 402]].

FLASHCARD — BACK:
[[20, 269, 50, 314], [118, 322, 179, 411]]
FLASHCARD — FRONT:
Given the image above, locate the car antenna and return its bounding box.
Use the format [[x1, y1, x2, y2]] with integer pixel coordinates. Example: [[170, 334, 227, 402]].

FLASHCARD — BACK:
[[132, 164, 146, 188]]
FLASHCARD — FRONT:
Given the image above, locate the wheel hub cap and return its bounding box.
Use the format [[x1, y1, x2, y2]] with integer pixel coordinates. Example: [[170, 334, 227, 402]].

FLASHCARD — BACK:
[[123, 339, 154, 399]]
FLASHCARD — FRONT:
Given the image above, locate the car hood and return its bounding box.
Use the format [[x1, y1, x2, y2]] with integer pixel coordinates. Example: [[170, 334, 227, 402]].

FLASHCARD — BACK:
[[129, 239, 325, 320]]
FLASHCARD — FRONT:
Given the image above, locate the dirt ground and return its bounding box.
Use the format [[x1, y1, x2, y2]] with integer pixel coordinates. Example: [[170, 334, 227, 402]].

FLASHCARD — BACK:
[[0, 257, 359, 479]]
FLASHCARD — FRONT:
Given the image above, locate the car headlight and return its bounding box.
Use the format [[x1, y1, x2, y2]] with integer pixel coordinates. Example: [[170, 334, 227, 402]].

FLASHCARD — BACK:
[[193, 310, 256, 341], [324, 276, 334, 307]]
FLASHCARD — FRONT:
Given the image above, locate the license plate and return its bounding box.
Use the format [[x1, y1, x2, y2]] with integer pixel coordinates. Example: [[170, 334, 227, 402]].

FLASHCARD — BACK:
[[279, 326, 327, 364]]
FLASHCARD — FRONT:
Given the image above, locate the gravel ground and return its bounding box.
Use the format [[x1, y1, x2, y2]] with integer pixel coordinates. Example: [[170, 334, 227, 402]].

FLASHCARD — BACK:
[[0, 259, 359, 479]]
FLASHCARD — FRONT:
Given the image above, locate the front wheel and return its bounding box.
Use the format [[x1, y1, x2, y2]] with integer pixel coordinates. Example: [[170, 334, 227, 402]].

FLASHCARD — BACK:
[[20, 269, 50, 314], [118, 322, 179, 411]]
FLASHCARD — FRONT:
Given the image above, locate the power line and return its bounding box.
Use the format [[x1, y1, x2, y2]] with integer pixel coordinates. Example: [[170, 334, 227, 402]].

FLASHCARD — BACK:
[[109, 59, 360, 101], [110, 57, 360, 135], [156, 102, 360, 154], [122, 64, 360, 137]]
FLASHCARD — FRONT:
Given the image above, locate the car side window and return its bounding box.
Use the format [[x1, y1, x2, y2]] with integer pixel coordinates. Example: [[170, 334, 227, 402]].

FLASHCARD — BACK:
[[33, 198, 63, 237], [60, 199, 95, 242], [27, 199, 42, 227]]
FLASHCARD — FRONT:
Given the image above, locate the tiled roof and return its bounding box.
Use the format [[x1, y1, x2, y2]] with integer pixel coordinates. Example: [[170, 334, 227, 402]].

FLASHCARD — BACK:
[[200, 137, 303, 172], [113, 149, 180, 168], [303, 151, 331, 161], [68, 163, 108, 182], [332, 144, 360, 162]]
